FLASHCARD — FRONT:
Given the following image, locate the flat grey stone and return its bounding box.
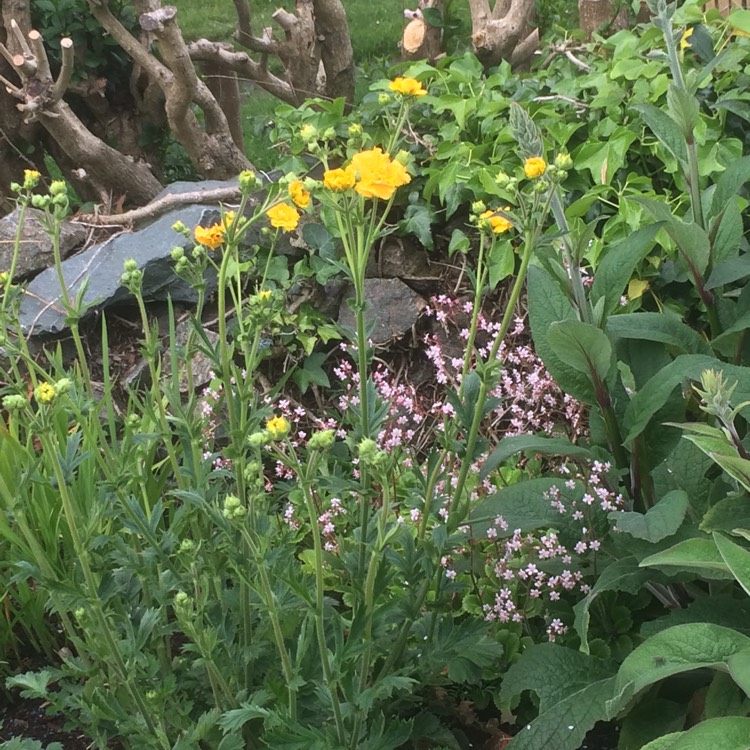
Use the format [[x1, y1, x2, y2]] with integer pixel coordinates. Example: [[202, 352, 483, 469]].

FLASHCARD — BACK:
[[0, 207, 86, 280], [338, 278, 427, 345], [18, 204, 216, 335]]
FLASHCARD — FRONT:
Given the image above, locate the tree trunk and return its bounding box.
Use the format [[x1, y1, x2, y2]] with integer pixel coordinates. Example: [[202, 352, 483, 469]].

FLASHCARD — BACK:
[[401, 0, 445, 63], [578, 0, 629, 38], [314, 0, 355, 102], [468, 0, 538, 68]]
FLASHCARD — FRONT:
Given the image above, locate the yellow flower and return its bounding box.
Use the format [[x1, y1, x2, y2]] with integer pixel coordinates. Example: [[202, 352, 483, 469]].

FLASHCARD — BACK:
[[266, 203, 300, 232], [34, 382, 56, 404], [289, 180, 311, 209], [680, 27, 693, 50], [323, 167, 356, 192], [479, 208, 513, 234], [258, 289, 273, 302], [23, 170, 41, 190], [222, 211, 236, 230], [266, 415, 291, 440], [194, 223, 226, 249], [523, 157, 547, 179], [388, 77, 427, 98], [345, 147, 411, 201]]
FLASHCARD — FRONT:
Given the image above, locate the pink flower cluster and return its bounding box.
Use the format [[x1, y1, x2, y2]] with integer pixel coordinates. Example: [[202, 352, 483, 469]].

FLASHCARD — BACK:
[[423, 296, 586, 438]]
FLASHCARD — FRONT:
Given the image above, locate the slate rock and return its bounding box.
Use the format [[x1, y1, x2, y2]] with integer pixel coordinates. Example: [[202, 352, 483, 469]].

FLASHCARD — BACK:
[[18, 204, 217, 335], [0, 207, 86, 280], [337, 278, 427, 345]]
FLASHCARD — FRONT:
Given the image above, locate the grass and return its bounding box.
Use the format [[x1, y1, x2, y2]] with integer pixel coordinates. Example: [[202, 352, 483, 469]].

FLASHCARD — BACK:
[[174, 0, 407, 61]]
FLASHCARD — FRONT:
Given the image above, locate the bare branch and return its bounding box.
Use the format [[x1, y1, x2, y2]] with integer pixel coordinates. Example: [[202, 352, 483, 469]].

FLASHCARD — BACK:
[[51, 38, 74, 101], [27, 30, 51, 79], [75, 185, 244, 226], [10, 19, 32, 58]]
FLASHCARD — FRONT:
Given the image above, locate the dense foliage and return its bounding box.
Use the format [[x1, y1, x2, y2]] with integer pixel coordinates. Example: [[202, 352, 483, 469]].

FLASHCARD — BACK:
[[4, 0, 750, 748]]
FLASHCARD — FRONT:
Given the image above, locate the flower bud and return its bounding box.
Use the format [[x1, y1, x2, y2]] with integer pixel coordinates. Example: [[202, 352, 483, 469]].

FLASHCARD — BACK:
[[308, 429, 335, 450], [123, 258, 138, 273], [23, 169, 41, 190], [247, 430, 270, 449], [378, 92, 391, 106], [54, 377, 72, 395], [172, 220, 187, 234], [170, 246, 185, 261], [2, 394, 27, 411], [239, 170, 259, 193], [554, 152, 573, 170], [49, 180, 67, 196], [471, 200, 487, 216]]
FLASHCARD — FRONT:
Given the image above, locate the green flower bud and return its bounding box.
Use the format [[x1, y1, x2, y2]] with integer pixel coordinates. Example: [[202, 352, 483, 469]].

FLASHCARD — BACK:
[[172, 220, 187, 234], [357, 438, 378, 461], [2, 394, 27, 411], [49, 180, 67, 196], [170, 246, 185, 261], [31, 194, 51, 209], [174, 591, 190, 607], [123, 258, 138, 273], [308, 429, 335, 450], [179, 538, 195, 553], [554, 152, 573, 170], [471, 200, 487, 216], [494, 171, 511, 187], [54, 377, 72, 395], [247, 430, 270, 449], [378, 92, 391, 105], [239, 170, 259, 193]]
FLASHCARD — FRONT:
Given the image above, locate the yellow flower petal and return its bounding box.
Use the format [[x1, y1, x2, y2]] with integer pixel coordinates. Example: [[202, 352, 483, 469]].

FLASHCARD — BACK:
[[266, 202, 300, 232]]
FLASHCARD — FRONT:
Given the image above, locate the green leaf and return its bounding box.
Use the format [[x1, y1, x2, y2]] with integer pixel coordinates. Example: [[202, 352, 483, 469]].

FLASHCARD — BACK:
[[401, 201, 435, 251], [573, 556, 651, 654], [421, 5, 443, 26], [488, 240, 515, 288], [293, 352, 331, 395], [546, 319, 613, 384], [608, 624, 750, 716], [469, 478, 581, 536], [634, 104, 688, 165], [618, 699, 686, 750], [356, 676, 417, 713], [573, 127, 637, 184], [479, 435, 592, 482], [642, 718, 750, 750], [501, 644, 616, 750], [624, 355, 750, 444], [590, 224, 661, 316], [610, 490, 688, 543], [705, 671, 749, 718], [710, 154, 750, 218], [606, 313, 710, 355], [666, 85, 699, 137], [708, 203, 744, 271], [500, 642, 614, 712], [527, 265, 595, 403], [701, 495, 750, 534], [5, 670, 53, 699], [714, 532, 750, 596], [640, 538, 732, 579], [636, 199, 711, 277], [727, 649, 750, 698]]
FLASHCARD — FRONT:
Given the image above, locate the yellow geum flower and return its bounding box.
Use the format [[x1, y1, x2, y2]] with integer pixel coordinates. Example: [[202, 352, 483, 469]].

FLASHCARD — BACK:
[[680, 27, 693, 50], [258, 289, 273, 302], [523, 157, 547, 179], [345, 147, 411, 201], [34, 382, 56, 404], [388, 77, 427, 98], [323, 167, 356, 192], [194, 223, 226, 250], [23, 170, 41, 190], [289, 180, 311, 209], [266, 202, 300, 232], [479, 208, 513, 235], [266, 415, 291, 440]]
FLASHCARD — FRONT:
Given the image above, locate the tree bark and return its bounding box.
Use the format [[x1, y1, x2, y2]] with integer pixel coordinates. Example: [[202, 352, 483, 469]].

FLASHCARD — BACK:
[[468, 0, 538, 68], [85, 1, 252, 178], [313, 0, 354, 102]]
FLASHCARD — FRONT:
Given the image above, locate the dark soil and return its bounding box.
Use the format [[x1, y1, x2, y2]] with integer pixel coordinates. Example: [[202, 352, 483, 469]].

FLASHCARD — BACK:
[[0, 698, 92, 749], [0, 696, 619, 750]]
